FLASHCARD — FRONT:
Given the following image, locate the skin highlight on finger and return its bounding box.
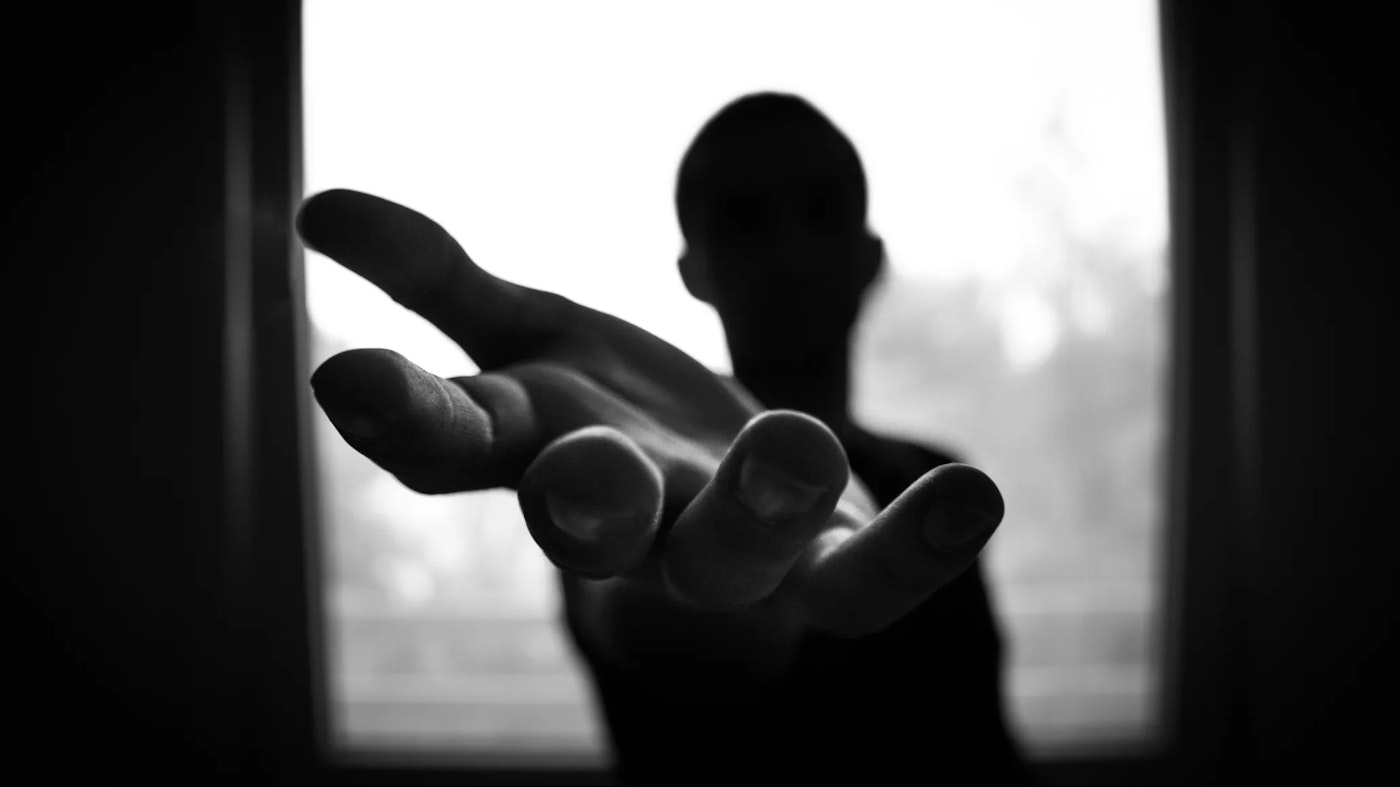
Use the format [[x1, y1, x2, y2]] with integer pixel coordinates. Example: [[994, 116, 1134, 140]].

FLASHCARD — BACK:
[[296, 189, 572, 368], [517, 426, 664, 580], [311, 347, 543, 493], [661, 410, 849, 611], [797, 462, 1004, 638]]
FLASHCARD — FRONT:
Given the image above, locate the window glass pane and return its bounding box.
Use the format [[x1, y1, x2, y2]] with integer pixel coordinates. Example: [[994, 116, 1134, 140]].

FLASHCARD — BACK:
[[304, 0, 1168, 761]]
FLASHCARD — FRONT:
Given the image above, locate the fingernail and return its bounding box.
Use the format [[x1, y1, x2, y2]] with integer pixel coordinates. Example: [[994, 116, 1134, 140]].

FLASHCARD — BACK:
[[321, 405, 384, 441], [737, 455, 826, 524], [924, 503, 999, 550], [546, 494, 637, 542]]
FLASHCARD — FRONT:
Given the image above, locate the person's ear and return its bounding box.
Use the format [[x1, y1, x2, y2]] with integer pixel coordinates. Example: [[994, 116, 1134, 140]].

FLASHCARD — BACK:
[[857, 233, 885, 289], [679, 247, 715, 304]]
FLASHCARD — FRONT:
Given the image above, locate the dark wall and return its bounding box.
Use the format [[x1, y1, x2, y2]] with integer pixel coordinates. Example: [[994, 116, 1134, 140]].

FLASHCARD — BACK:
[[8, 2, 319, 780], [1163, 0, 1396, 783], [1244, 7, 1395, 782]]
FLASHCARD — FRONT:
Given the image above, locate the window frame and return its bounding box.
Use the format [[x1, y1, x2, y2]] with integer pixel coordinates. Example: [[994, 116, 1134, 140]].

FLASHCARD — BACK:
[[247, 0, 1248, 781]]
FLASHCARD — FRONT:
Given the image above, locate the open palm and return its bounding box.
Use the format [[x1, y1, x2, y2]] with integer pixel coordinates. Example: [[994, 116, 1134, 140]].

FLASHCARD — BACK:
[[299, 189, 1004, 680]]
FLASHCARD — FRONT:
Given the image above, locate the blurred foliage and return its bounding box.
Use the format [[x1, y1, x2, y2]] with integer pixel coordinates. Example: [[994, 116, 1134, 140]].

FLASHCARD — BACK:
[[856, 237, 1167, 587]]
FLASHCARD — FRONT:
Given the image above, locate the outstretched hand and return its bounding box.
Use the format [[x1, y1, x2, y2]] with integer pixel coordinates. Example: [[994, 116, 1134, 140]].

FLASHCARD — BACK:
[[299, 189, 1004, 681]]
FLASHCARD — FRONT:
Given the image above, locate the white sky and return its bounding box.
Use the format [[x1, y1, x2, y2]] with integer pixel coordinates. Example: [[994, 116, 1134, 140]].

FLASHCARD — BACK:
[[303, 0, 1166, 375]]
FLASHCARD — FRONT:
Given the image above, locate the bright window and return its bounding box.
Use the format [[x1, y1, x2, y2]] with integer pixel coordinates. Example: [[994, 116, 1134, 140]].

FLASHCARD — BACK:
[[304, 0, 1169, 762]]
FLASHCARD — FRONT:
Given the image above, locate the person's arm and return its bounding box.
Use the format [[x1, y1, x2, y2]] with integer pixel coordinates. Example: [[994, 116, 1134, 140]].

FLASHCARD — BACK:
[[299, 188, 1004, 679]]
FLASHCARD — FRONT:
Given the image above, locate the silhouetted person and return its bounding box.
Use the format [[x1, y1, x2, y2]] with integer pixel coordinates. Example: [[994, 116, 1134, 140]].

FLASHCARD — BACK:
[[298, 92, 1023, 785]]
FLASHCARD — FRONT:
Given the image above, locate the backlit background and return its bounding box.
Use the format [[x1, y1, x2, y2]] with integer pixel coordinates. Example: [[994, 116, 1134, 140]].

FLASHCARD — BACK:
[[303, 0, 1169, 762]]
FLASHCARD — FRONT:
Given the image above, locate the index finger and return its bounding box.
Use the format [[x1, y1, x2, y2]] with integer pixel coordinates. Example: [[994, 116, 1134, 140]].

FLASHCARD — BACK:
[[296, 188, 574, 369]]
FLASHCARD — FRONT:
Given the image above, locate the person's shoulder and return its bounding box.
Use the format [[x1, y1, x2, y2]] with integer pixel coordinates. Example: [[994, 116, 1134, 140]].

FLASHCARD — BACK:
[[845, 423, 962, 470], [842, 423, 963, 506]]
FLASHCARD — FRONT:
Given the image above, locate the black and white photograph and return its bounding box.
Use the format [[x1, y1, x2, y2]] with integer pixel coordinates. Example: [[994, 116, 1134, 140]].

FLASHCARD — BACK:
[[8, 1, 1394, 784]]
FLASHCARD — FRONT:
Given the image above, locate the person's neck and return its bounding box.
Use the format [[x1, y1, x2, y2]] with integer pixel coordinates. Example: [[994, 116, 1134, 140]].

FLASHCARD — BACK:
[[730, 340, 853, 436]]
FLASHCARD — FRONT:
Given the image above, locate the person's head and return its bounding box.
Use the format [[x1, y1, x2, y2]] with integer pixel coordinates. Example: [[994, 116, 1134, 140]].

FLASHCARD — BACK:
[[676, 92, 884, 367]]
